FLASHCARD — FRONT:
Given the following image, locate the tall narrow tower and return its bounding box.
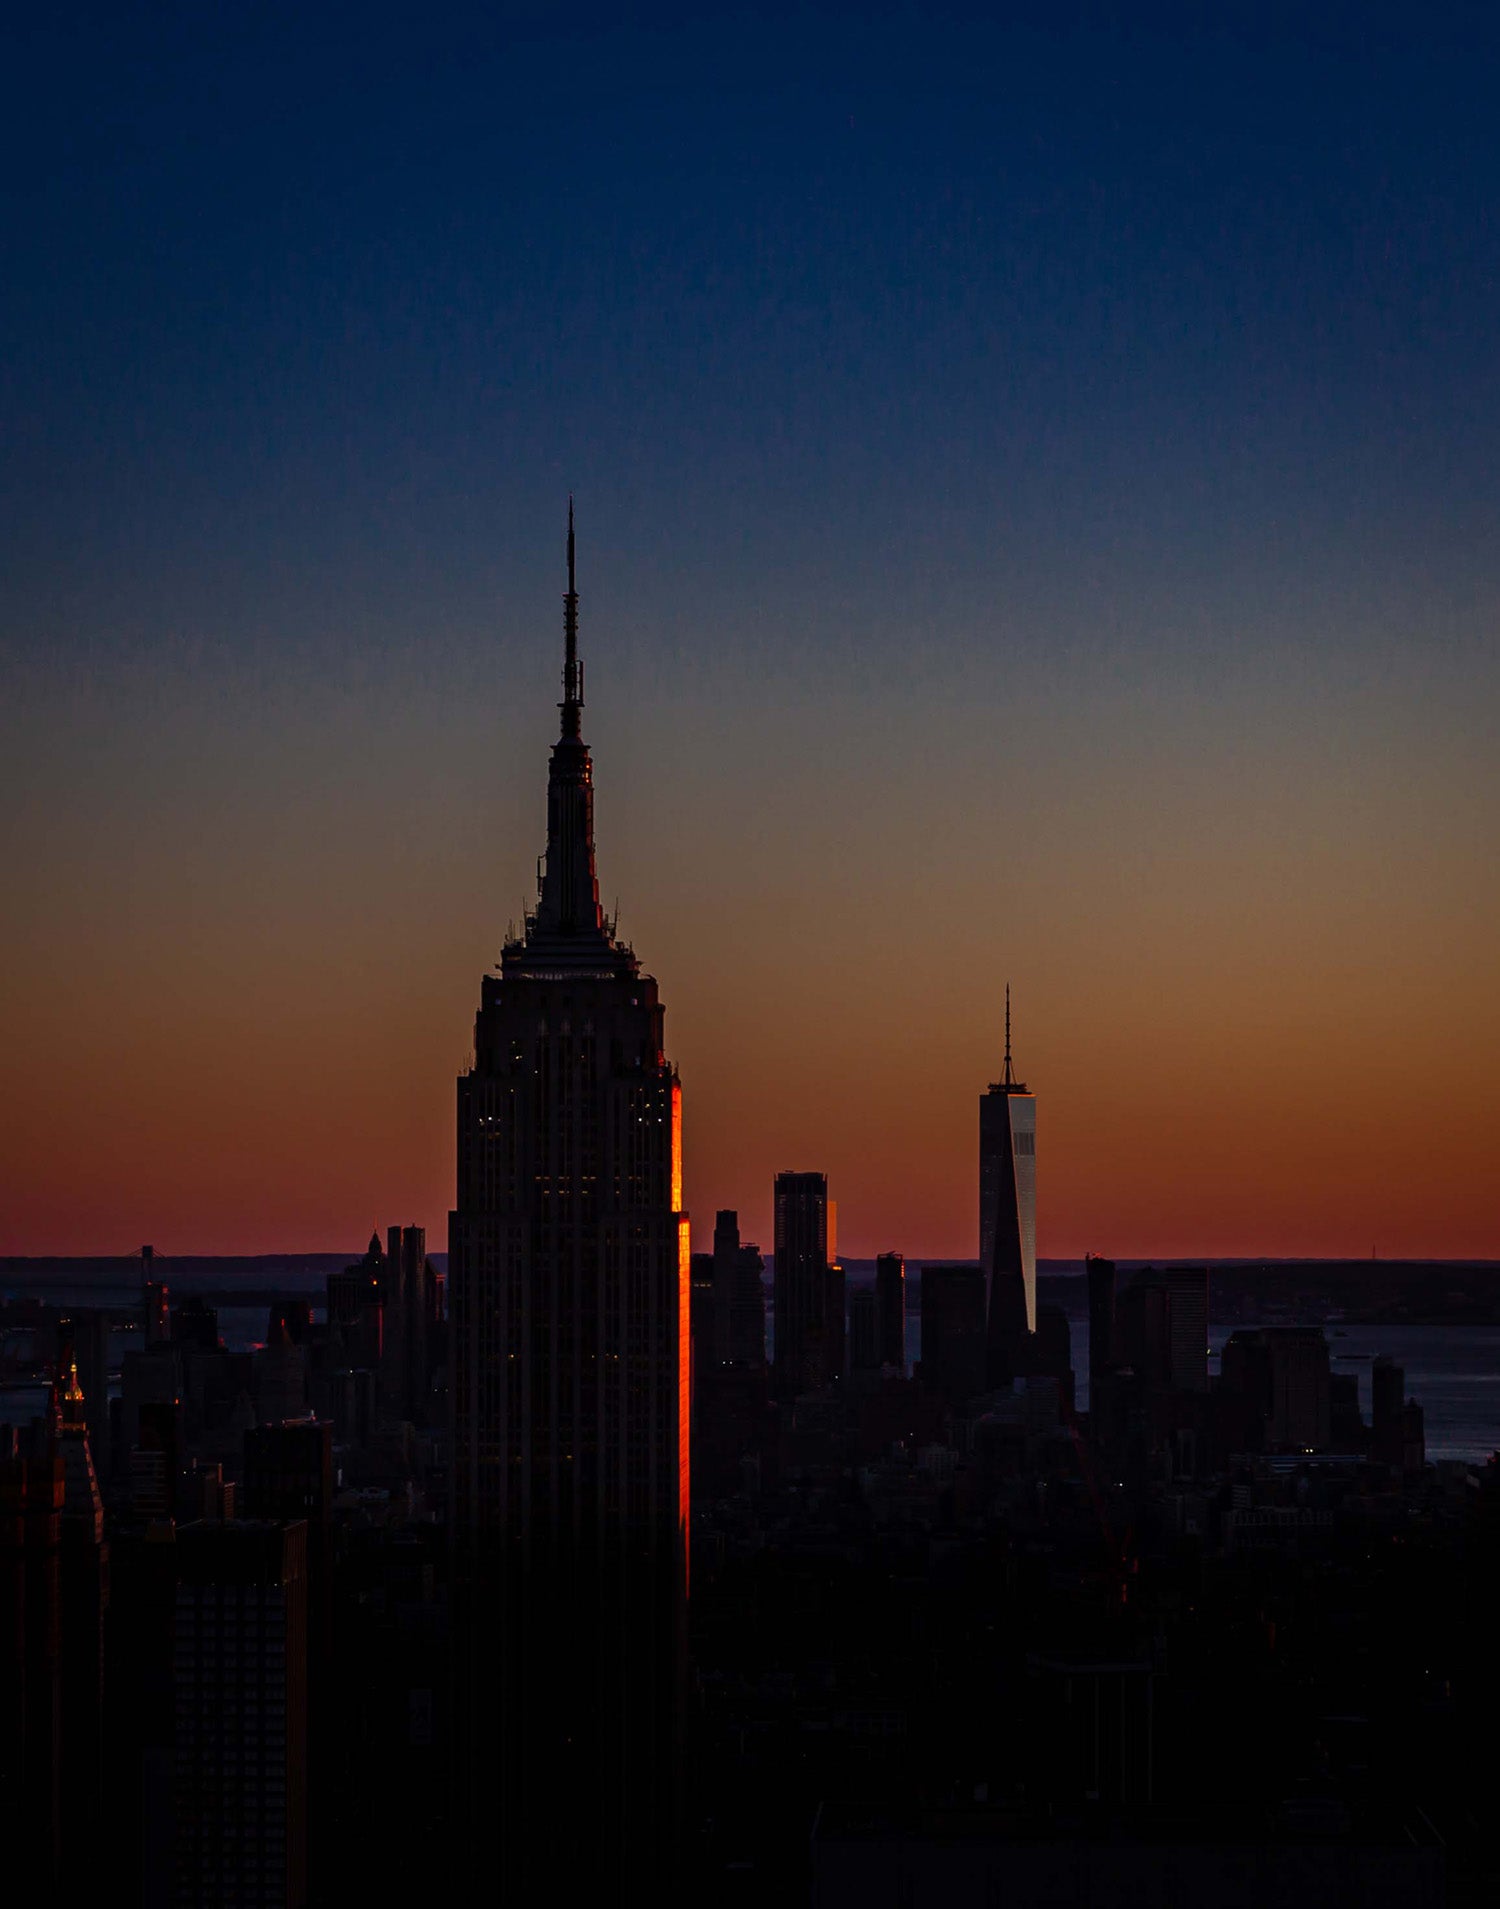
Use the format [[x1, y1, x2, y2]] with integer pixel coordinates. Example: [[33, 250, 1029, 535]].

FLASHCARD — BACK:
[[448, 507, 689, 1897], [773, 1171, 842, 1396], [979, 985, 1037, 1382]]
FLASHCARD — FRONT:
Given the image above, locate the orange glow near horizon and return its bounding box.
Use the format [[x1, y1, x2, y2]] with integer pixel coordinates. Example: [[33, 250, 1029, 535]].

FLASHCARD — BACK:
[[3, 632, 1497, 1265], [5, 9, 1500, 1275], [2, 929, 1495, 1263]]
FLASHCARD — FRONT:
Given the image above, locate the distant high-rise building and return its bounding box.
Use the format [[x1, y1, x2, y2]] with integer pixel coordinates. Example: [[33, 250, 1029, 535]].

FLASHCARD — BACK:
[[1266, 1327, 1331, 1452], [708, 1211, 736, 1362], [690, 1250, 716, 1407], [1401, 1398, 1426, 1475], [269, 1297, 312, 1346], [172, 1520, 309, 1909], [141, 1245, 169, 1346], [849, 1288, 880, 1373], [1115, 1268, 1171, 1387], [876, 1252, 906, 1374], [1034, 1304, 1075, 1416], [980, 988, 1036, 1384], [170, 1295, 219, 1352], [919, 1265, 988, 1404], [1219, 1327, 1272, 1450], [383, 1225, 429, 1423], [732, 1252, 768, 1369], [773, 1172, 842, 1395], [1329, 1371, 1365, 1450], [1370, 1357, 1424, 1473], [327, 1238, 384, 1370], [448, 509, 687, 1896], [1223, 1327, 1331, 1452], [712, 1210, 767, 1368], [1085, 1254, 1116, 1414], [1372, 1356, 1405, 1468], [1165, 1266, 1209, 1393]]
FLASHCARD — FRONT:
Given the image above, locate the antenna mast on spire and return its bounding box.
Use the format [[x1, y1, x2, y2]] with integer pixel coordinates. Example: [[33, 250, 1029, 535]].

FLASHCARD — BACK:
[[561, 496, 582, 734], [1002, 983, 1016, 1086]]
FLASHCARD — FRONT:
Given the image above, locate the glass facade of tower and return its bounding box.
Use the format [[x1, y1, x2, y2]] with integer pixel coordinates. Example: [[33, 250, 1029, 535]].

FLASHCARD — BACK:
[[980, 1075, 1037, 1382]]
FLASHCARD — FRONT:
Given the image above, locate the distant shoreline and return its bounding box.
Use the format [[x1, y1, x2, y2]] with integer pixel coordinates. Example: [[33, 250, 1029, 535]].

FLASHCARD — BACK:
[[5, 1253, 1497, 1275], [5, 1253, 1499, 1330]]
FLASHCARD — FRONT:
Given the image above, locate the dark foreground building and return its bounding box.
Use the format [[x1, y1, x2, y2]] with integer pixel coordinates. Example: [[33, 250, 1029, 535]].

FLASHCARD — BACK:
[[1086, 1252, 1116, 1412], [920, 1265, 987, 1404], [876, 1251, 906, 1374], [448, 510, 689, 1898], [172, 1521, 308, 1909], [812, 1803, 1443, 1909]]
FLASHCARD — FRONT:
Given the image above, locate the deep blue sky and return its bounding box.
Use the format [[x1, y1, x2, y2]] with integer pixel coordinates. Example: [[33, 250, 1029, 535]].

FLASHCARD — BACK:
[[7, 2, 1498, 661], [4, 4, 1498, 1255]]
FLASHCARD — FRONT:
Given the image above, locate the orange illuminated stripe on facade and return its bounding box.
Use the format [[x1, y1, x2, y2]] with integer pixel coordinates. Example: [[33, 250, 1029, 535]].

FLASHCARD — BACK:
[[673, 1082, 690, 1553], [677, 1213, 691, 1554], [670, 1083, 683, 1214]]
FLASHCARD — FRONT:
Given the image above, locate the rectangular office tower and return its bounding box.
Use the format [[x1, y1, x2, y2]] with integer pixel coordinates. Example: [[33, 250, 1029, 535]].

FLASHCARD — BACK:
[[448, 511, 689, 1901], [1166, 1266, 1210, 1393], [773, 1171, 843, 1395], [1086, 1253, 1116, 1412], [876, 1251, 906, 1373], [980, 989, 1037, 1383], [172, 1521, 309, 1909], [919, 1265, 988, 1403], [711, 1209, 768, 1369]]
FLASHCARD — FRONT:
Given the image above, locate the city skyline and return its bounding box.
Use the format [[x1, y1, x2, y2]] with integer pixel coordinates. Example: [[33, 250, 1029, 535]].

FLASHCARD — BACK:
[[5, 520, 1492, 1262], [4, 12, 1497, 1904], [3, 550, 1494, 1261], [4, 520, 1495, 1262], [4, 8, 1498, 1262]]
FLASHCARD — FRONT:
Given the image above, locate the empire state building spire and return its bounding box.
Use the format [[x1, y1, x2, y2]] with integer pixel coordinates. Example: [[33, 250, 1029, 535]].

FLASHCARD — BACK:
[[452, 508, 687, 1895], [531, 499, 607, 946], [562, 494, 581, 738]]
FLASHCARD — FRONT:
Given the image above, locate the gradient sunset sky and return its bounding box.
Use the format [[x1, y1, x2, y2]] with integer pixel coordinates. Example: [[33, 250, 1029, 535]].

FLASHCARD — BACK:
[[3, 4, 1497, 1260]]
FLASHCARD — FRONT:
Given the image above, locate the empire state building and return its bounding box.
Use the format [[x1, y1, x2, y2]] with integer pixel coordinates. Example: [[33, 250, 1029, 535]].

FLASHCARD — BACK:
[[448, 508, 689, 1896]]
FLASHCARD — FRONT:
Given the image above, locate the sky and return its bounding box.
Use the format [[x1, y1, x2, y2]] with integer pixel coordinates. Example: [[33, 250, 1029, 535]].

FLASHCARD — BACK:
[[2, 3, 1498, 1259]]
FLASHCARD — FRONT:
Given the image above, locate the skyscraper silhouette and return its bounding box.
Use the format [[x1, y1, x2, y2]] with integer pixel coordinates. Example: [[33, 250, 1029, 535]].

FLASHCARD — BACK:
[[448, 508, 688, 1897], [1165, 1265, 1210, 1393], [773, 1171, 842, 1395], [980, 986, 1037, 1383], [172, 1521, 309, 1909], [919, 1264, 988, 1403], [849, 1287, 880, 1372], [711, 1208, 767, 1369], [1086, 1253, 1117, 1416], [875, 1251, 906, 1375]]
